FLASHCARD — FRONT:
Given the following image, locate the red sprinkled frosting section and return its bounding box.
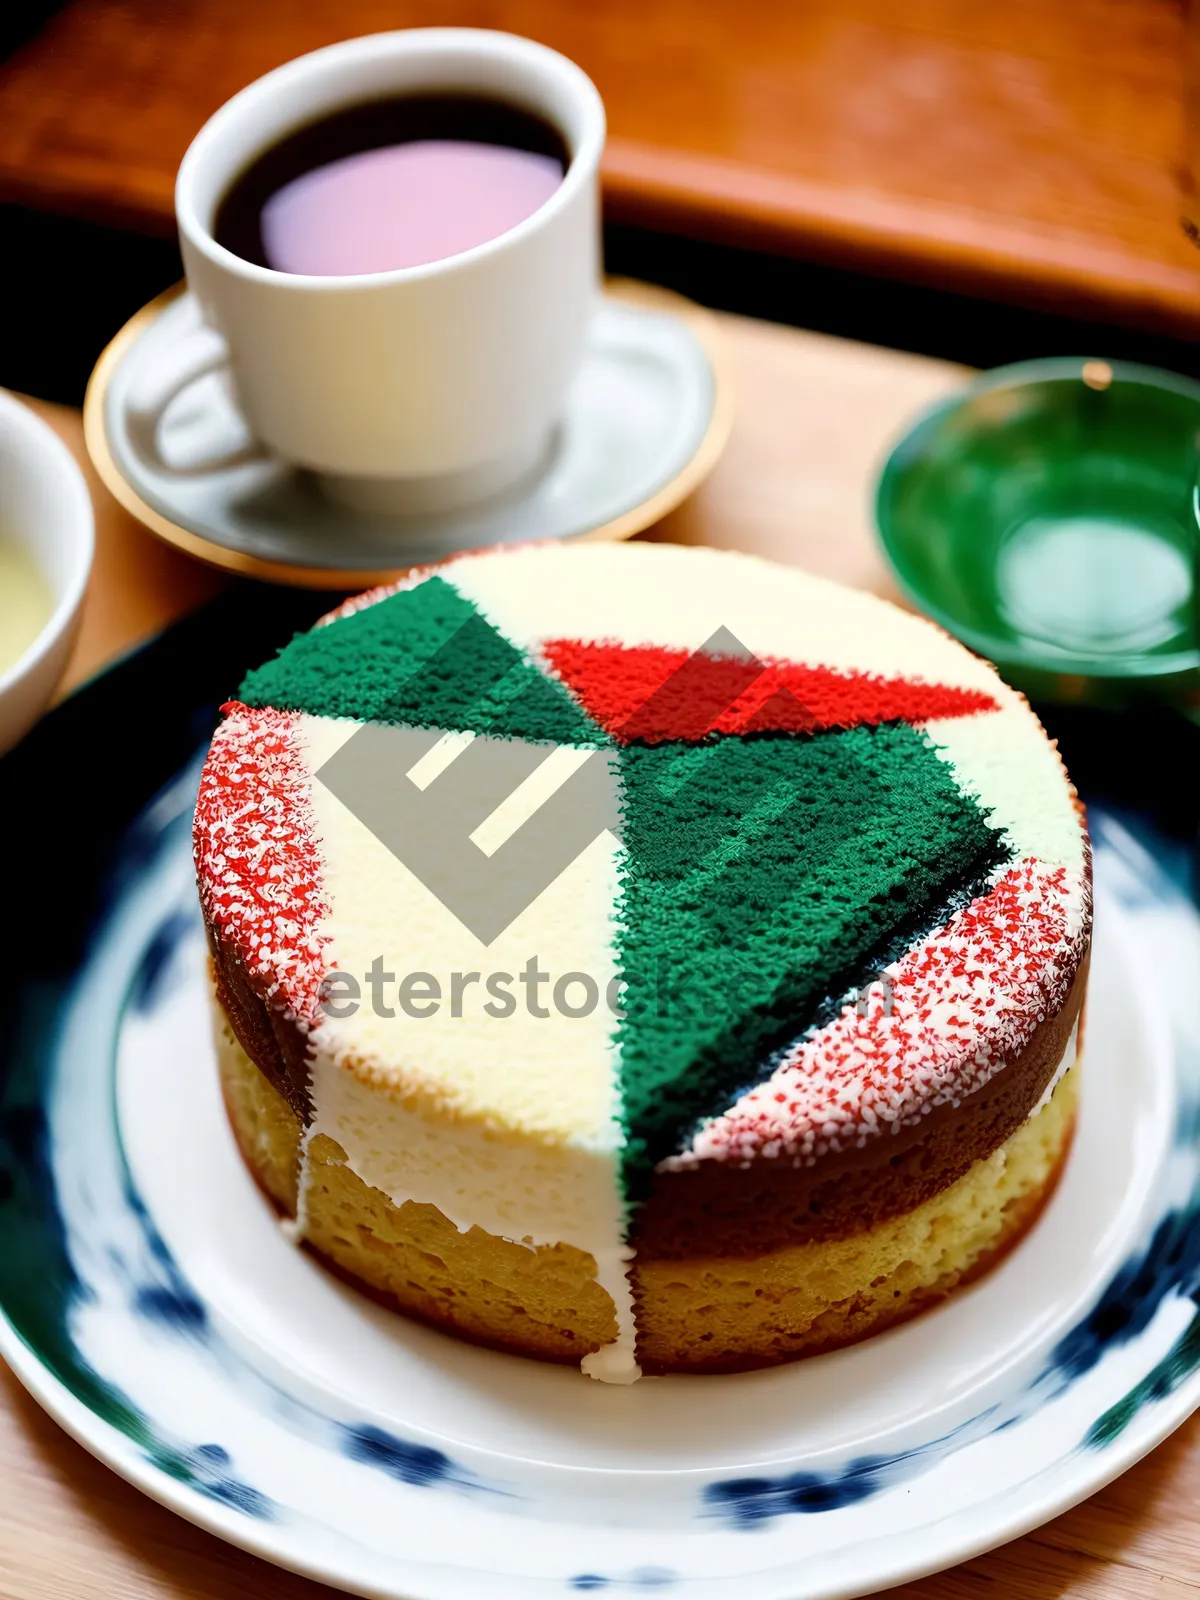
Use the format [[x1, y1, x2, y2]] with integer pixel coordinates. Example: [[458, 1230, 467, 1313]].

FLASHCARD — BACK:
[[667, 858, 1088, 1170], [542, 639, 999, 743], [194, 702, 330, 1023]]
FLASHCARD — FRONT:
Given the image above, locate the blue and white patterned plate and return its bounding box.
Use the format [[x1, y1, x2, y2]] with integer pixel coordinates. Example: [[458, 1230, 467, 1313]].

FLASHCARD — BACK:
[[2, 599, 1200, 1599]]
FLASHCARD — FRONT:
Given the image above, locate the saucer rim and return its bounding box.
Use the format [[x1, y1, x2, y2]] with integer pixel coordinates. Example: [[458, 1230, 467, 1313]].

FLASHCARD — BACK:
[[83, 278, 733, 590]]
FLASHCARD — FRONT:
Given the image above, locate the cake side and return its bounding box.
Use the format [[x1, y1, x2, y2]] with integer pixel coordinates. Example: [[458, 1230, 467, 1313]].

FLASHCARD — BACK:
[[215, 983, 1079, 1373], [634, 1065, 1080, 1373], [634, 958, 1086, 1258], [213, 1003, 618, 1363]]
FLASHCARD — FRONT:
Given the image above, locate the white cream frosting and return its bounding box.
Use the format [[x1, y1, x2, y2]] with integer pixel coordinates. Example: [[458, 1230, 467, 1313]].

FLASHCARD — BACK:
[[294, 711, 639, 1380], [299, 714, 622, 1140], [447, 542, 1002, 691]]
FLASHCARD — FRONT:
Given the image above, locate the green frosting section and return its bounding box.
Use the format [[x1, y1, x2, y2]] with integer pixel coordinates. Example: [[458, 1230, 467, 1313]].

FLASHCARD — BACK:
[[614, 724, 1011, 1195], [239, 577, 601, 745]]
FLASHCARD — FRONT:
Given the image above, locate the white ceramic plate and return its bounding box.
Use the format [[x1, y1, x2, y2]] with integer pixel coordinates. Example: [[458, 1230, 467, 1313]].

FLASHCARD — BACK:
[[2, 732, 1198, 1598]]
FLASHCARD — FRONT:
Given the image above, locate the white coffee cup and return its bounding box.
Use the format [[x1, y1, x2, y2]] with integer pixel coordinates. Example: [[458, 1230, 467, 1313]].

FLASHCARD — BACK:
[[174, 29, 605, 515]]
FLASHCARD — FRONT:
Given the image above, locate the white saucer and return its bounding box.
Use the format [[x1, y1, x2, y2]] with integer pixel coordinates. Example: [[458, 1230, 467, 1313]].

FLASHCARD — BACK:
[[3, 780, 1199, 1600], [84, 281, 731, 588]]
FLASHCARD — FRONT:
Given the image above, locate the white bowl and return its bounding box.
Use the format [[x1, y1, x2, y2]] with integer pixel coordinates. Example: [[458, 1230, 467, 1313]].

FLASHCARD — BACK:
[[0, 390, 95, 756]]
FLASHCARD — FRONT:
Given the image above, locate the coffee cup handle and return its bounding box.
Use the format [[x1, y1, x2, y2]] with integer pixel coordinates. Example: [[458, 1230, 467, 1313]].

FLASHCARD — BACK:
[[125, 327, 268, 476]]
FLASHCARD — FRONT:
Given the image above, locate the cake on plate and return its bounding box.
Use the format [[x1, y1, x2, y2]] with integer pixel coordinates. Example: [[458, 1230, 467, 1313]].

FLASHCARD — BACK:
[[195, 542, 1090, 1382]]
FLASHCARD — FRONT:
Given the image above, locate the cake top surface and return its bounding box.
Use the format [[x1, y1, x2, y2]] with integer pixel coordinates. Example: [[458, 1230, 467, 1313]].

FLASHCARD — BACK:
[[195, 541, 1090, 1198]]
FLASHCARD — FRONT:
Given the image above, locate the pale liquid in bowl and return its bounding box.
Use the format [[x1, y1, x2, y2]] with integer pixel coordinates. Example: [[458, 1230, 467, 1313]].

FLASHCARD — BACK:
[[0, 539, 53, 675]]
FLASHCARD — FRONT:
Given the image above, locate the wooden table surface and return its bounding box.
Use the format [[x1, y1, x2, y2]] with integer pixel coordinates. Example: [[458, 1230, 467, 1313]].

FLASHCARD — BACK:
[[4, 0, 1200, 338], [6, 311, 1200, 1597]]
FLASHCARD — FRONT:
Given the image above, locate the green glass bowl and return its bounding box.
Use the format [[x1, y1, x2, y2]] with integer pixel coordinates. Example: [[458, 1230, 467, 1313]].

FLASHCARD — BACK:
[[876, 358, 1200, 710]]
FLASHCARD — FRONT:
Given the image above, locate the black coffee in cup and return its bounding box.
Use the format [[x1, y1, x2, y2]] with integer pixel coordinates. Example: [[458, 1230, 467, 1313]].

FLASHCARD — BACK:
[[213, 93, 569, 277]]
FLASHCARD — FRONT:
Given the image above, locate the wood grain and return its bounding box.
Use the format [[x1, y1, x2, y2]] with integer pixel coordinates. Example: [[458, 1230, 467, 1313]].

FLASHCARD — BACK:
[[3, 1, 1200, 334], [3, 313, 1198, 1597]]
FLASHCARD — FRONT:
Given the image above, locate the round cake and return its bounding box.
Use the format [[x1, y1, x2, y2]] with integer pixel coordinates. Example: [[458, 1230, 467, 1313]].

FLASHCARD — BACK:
[[195, 541, 1090, 1383]]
